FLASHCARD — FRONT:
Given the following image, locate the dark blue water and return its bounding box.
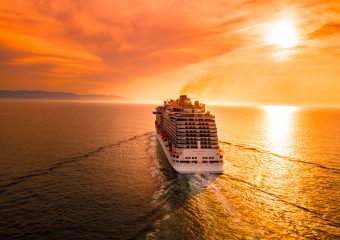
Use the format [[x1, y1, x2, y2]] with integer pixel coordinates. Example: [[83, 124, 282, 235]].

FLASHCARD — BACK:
[[0, 101, 339, 239]]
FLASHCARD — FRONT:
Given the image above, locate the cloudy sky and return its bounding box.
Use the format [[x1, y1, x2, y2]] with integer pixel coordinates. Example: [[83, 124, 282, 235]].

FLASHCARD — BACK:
[[0, 0, 339, 106]]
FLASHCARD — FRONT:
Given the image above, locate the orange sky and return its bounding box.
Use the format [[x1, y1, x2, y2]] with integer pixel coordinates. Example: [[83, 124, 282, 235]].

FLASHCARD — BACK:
[[0, 0, 339, 106]]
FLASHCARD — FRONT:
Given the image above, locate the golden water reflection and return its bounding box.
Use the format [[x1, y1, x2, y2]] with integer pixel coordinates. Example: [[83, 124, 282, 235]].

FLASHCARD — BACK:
[[262, 106, 298, 156]]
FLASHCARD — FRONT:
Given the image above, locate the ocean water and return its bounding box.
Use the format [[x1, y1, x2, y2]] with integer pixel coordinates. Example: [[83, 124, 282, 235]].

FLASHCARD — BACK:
[[0, 100, 339, 239]]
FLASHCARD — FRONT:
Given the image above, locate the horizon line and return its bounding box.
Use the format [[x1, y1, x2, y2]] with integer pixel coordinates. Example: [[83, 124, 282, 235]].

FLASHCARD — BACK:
[[1, 98, 339, 109]]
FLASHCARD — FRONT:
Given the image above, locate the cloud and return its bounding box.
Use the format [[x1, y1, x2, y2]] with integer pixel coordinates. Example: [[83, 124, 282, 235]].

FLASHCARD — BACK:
[[0, 0, 339, 105], [0, 0, 249, 94], [179, 47, 340, 106], [309, 22, 340, 39]]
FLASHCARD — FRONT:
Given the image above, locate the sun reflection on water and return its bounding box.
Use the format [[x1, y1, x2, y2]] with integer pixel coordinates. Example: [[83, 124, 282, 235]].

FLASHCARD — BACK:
[[262, 105, 298, 156], [259, 105, 299, 178]]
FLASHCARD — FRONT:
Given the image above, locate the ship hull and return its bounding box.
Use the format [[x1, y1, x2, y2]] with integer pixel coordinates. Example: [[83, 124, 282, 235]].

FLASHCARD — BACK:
[[156, 132, 224, 174]]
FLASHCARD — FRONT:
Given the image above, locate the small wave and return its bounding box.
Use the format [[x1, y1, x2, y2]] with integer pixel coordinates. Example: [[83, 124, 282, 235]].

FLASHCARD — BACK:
[[219, 141, 232, 145], [221, 173, 340, 227], [0, 193, 39, 210], [219, 140, 340, 173], [0, 131, 154, 195], [208, 182, 261, 238]]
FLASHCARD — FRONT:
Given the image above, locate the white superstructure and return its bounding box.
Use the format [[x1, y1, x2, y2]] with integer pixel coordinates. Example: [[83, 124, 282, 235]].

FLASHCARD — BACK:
[[153, 95, 224, 173]]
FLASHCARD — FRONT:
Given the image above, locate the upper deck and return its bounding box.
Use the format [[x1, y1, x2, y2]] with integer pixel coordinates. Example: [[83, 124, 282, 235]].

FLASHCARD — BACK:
[[155, 95, 214, 118]]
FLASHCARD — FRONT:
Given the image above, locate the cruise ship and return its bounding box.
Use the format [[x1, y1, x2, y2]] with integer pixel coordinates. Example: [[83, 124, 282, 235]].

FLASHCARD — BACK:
[[153, 95, 224, 173]]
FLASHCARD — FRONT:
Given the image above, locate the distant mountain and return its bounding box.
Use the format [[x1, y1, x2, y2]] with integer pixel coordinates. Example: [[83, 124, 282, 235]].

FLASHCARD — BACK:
[[0, 90, 126, 101]]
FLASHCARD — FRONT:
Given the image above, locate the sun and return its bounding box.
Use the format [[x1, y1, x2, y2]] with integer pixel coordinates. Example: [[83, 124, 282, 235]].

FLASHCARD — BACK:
[[266, 21, 298, 48]]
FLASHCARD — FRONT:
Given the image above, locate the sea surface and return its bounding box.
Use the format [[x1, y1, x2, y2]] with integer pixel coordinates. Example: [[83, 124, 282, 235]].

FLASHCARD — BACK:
[[0, 100, 339, 239]]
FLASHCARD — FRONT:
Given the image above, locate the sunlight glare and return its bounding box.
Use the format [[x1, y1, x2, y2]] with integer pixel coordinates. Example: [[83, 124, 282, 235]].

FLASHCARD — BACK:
[[262, 105, 298, 156], [266, 21, 298, 48]]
